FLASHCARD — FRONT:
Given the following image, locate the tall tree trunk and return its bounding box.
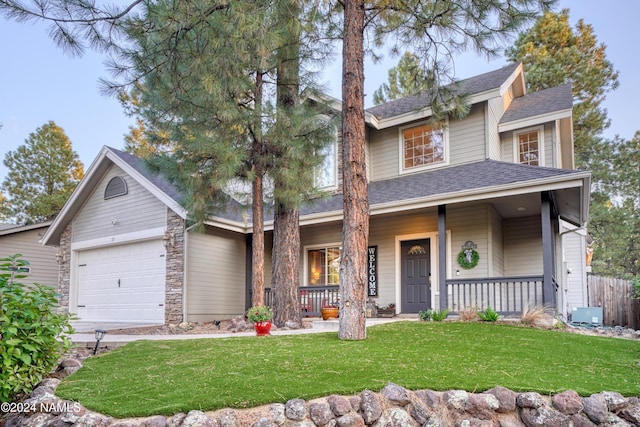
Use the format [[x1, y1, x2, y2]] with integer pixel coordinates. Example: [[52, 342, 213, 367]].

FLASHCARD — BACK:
[[251, 171, 264, 307], [272, 205, 302, 327], [339, 0, 368, 340], [272, 0, 303, 327], [251, 71, 265, 307]]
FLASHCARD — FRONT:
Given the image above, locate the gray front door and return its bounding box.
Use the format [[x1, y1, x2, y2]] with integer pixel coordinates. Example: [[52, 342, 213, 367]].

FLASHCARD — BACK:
[[401, 239, 431, 313]]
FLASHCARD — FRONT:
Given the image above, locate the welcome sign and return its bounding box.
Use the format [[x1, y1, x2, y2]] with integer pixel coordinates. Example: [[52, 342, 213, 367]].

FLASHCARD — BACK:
[[368, 246, 378, 296]]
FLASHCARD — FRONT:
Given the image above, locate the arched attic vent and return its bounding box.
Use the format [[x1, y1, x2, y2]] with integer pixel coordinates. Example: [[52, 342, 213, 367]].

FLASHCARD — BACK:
[[104, 176, 128, 199]]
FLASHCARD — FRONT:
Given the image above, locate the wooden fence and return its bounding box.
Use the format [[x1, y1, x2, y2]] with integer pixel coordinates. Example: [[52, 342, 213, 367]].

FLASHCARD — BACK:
[[587, 275, 640, 329]]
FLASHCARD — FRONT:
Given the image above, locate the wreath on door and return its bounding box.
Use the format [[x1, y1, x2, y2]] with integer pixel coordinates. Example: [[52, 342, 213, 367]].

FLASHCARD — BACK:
[[457, 247, 479, 269]]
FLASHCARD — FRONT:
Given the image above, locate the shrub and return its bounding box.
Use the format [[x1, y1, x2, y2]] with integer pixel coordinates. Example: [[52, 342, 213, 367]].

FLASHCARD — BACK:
[[418, 309, 432, 321], [632, 277, 640, 300], [521, 305, 554, 329], [458, 306, 479, 322], [431, 309, 450, 322], [477, 307, 500, 322], [0, 255, 74, 402]]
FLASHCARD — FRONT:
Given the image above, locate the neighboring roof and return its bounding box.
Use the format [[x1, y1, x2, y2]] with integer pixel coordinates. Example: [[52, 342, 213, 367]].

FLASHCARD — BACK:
[[366, 63, 521, 120], [296, 160, 590, 226], [0, 221, 52, 236], [499, 83, 572, 125]]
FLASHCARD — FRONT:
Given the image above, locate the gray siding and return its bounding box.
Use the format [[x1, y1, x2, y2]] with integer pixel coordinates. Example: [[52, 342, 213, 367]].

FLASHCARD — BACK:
[[0, 228, 58, 287], [449, 105, 486, 166], [186, 227, 246, 321], [489, 206, 504, 276], [369, 105, 487, 181], [562, 227, 588, 313], [448, 205, 490, 278], [369, 127, 398, 181], [503, 216, 542, 276], [72, 165, 167, 243], [487, 97, 503, 160], [543, 124, 555, 167]]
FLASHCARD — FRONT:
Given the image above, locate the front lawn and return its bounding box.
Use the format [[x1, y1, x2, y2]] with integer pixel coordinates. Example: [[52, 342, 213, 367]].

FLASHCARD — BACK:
[[56, 322, 640, 418]]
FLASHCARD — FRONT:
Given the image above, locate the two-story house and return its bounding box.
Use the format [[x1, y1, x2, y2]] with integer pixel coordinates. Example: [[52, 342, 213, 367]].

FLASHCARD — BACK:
[[42, 62, 591, 327]]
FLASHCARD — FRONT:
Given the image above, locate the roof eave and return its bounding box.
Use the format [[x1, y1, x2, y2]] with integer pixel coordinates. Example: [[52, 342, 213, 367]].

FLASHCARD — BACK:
[[369, 88, 502, 130], [0, 220, 53, 237], [297, 172, 590, 225], [498, 108, 572, 133]]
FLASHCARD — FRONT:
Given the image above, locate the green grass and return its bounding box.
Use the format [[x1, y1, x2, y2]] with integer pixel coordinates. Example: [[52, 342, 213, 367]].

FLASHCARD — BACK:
[[56, 322, 640, 418]]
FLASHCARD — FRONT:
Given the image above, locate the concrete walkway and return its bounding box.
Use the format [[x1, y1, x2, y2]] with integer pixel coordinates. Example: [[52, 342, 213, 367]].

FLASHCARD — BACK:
[[70, 317, 418, 348]]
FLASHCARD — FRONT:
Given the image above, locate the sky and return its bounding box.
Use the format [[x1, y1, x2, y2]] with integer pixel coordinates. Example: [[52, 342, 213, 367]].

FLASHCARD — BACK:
[[1, 0, 639, 184]]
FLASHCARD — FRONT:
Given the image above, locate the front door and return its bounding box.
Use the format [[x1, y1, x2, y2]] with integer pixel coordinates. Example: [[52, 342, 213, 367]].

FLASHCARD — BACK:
[[401, 239, 431, 313]]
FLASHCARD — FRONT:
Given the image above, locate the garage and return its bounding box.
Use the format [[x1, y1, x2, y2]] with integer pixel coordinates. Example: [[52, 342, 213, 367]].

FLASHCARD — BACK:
[[76, 239, 166, 323]]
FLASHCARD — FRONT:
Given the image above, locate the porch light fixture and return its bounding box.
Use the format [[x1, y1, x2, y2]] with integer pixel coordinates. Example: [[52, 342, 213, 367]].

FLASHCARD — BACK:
[[93, 329, 107, 355], [162, 231, 175, 248]]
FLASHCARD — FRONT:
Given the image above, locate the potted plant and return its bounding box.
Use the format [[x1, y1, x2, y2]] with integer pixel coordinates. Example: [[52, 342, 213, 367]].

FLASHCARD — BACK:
[[246, 305, 273, 336], [320, 302, 339, 320]]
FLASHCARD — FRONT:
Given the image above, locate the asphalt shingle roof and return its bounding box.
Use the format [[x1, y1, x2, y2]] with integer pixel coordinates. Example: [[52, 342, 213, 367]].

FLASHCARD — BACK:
[[500, 83, 572, 124], [108, 147, 248, 224], [366, 63, 520, 120], [300, 160, 583, 216]]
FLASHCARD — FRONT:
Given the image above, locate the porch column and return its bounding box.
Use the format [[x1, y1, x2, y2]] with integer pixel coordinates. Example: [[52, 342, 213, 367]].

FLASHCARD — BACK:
[[541, 192, 555, 306], [438, 204, 447, 310]]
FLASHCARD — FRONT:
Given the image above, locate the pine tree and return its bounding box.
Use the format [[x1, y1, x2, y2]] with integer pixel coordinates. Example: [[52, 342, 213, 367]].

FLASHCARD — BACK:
[[335, 0, 552, 339], [505, 9, 619, 168], [373, 52, 431, 105], [2, 0, 553, 339], [1, 121, 84, 224]]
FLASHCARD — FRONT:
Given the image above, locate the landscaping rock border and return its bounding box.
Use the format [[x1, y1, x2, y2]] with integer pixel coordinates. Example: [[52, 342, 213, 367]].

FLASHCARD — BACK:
[[4, 357, 640, 427]]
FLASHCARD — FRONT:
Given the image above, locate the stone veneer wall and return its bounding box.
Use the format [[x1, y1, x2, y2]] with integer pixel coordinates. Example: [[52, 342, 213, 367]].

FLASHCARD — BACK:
[[165, 208, 185, 324], [56, 225, 72, 314]]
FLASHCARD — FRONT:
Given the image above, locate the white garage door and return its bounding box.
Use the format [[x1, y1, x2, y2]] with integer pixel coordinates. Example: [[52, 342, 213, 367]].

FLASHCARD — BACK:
[[76, 239, 166, 323]]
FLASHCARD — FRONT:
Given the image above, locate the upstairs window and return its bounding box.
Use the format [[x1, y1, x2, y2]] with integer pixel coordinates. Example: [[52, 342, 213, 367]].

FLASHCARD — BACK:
[[515, 126, 544, 166], [401, 122, 446, 172], [314, 140, 337, 189]]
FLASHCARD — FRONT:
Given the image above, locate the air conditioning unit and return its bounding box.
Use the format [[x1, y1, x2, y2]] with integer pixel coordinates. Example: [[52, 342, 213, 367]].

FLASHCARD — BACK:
[[571, 307, 603, 326]]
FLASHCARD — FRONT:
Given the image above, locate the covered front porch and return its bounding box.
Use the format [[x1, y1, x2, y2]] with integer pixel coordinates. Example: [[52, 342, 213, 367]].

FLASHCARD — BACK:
[[255, 162, 589, 320], [265, 273, 551, 318]]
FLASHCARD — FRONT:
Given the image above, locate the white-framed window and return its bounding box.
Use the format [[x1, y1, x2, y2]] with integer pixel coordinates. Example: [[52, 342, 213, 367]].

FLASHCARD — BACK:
[[399, 121, 448, 173], [306, 244, 341, 286], [312, 117, 338, 189], [314, 139, 337, 189], [514, 126, 544, 166]]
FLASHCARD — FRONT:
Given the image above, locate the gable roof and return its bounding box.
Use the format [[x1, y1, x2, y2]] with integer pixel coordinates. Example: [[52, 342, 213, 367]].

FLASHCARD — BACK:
[[366, 63, 522, 126], [498, 83, 572, 132], [42, 146, 187, 246]]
